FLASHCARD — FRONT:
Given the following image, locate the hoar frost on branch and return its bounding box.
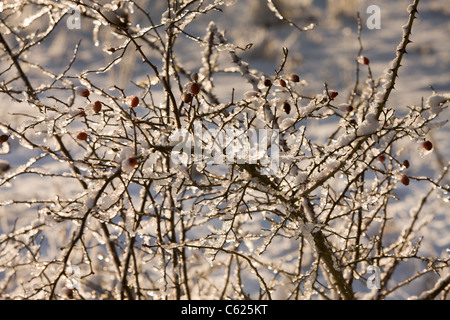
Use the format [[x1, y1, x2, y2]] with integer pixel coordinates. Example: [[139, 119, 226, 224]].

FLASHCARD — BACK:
[[0, 0, 449, 300]]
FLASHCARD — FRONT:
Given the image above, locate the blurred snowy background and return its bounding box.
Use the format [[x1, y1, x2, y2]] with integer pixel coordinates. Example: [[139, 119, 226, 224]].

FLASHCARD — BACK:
[[0, 0, 449, 299]]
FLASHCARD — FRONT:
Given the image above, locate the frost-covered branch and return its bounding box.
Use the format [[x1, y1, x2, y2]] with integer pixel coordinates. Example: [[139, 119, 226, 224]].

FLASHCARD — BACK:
[[415, 273, 450, 300]]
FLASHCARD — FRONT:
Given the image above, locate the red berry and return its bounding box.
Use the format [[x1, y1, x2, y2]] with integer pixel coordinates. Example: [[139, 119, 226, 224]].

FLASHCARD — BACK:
[[107, 47, 116, 53], [77, 132, 88, 141], [188, 82, 201, 96], [283, 102, 291, 114], [400, 174, 410, 186], [77, 108, 86, 118], [76, 87, 90, 98], [279, 79, 287, 87], [63, 287, 74, 299], [93, 101, 102, 113], [358, 56, 370, 65], [126, 96, 139, 108], [329, 91, 339, 99], [0, 135, 9, 143], [181, 92, 193, 103], [346, 105, 354, 112], [422, 140, 433, 151], [377, 154, 386, 162], [403, 160, 410, 169], [264, 78, 272, 87], [128, 157, 138, 167]]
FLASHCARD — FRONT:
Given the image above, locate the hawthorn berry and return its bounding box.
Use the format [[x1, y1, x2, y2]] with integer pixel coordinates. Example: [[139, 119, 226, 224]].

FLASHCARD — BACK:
[[0, 160, 10, 174], [62, 287, 74, 299], [287, 73, 300, 83], [77, 131, 88, 141], [264, 78, 272, 87], [358, 56, 370, 65], [400, 174, 410, 186], [93, 101, 102, 113], [403, 160, 410, 169], [0, 135, 9, 143], [77, 108, 86, 118], [329, 91, 339, 99], [422, 140, 433, 151], [121, 155, 139, 173], [181, 92, 193, 104], [128, 157, 138, 167], [279, 79, 287, 87], [283, 102, 291, 114], [76, 87, 90, 98], [346, 105, 354, 112], [187, 82, 201, 96], [377, 154, 386, 162], [126, 96, 139, 108]]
